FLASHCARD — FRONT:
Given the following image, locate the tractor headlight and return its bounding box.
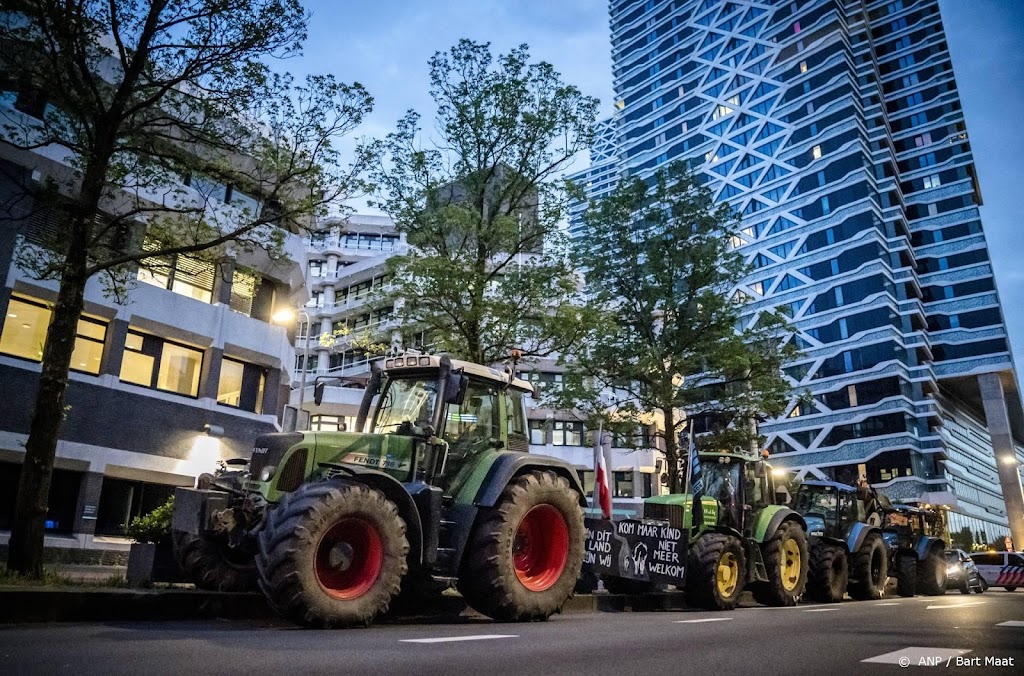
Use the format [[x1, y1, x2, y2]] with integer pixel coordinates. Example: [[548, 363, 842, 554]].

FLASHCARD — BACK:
[[259, 465, 277, 482]]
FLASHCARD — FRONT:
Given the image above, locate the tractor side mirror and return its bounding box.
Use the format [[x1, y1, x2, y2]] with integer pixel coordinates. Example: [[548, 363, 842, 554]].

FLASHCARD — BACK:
[[754, 461, 766, 478], [314, 381, 326, 406], [445, 371, 468, 405]]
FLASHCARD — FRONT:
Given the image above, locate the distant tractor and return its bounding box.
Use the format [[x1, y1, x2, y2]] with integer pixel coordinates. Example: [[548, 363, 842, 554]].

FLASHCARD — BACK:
[[172, 354, 587, 628], [881, 502, 947, 597], [602, 450, 809, 611], [793, 481, 888, 602]]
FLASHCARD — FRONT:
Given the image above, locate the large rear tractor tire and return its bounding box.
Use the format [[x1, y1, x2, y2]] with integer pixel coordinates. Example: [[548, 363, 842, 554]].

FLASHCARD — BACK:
[[256, 480, 409, 628], [896, 554, 917, 597], [752, 520, 808, 607], [848, 533, 887, 600], [457, 470, 585, 622], [808, 541, 848, 603], [685, 533, 746, 611], [917, 546, 946, 596], [172, 530, 258, 592]]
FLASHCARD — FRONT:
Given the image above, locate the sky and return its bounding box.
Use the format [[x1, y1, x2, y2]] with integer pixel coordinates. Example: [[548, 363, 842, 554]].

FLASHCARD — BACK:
[[289, 0, 1024, 364]]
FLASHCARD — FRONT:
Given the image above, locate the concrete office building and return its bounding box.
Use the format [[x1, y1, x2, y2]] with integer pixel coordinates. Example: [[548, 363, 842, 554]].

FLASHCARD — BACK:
[[569, 0, 1024, 542], [0, 95, 304, 551]]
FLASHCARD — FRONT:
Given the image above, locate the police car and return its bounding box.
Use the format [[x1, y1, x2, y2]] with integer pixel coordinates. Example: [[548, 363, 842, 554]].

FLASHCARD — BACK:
[[968, 551, 1024, 591]]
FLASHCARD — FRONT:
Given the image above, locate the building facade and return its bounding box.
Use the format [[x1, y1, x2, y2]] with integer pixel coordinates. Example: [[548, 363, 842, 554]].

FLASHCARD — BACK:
[[572, 0, 1024, 542], [0, 107, 304, 551]]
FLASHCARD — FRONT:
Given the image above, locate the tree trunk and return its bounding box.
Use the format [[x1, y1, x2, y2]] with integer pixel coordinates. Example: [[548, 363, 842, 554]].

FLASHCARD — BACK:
[[663, 406, 680, 494], [7, 248, 89, 576]]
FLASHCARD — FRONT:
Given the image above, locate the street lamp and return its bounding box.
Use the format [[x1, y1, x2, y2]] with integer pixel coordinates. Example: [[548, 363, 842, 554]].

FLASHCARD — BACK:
[[272, 306, 314, 431]]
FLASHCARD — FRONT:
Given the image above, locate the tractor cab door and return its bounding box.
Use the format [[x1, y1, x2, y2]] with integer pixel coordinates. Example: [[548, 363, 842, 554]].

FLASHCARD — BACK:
[[433, 378, 501, 494]]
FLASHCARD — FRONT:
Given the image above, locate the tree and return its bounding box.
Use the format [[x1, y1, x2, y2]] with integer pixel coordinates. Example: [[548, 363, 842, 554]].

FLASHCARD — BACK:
[[950, 526, 974, 552], [362, 40, 599, 364], [1, 1, 372, 576], [551, 162, 798, 493]]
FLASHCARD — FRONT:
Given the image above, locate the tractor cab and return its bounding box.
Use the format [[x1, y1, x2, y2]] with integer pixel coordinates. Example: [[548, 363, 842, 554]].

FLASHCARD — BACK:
[[794, 481, 864, 539], [698, 452, 777, 533], [360, 353, 532, 492]]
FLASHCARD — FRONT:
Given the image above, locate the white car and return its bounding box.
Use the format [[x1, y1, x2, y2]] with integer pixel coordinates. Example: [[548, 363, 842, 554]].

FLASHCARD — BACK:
[[968, 551, 1024, 591]]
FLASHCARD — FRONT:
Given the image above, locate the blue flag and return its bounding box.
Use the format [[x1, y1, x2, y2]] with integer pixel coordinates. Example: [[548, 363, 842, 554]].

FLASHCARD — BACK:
[[690, 438, 703, 529]]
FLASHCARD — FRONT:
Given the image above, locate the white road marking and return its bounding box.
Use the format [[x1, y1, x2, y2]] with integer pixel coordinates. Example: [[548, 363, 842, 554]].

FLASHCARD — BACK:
[[804, 608, 839, 612], [674, 617, 734, 623], [926, 601, 986, 609], [875, 602, 901, 606], [997, 620, 1024, 627], [400, 635, 518, 644], [862, 647, 971, 665]]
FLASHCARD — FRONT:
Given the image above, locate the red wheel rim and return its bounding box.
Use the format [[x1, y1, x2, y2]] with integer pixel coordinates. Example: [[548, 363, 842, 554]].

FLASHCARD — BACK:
[[513, 504, 569, 592], [314, 518, 383, 600]]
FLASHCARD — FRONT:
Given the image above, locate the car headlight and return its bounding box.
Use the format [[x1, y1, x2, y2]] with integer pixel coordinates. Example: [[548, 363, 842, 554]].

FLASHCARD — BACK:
[[259, 465, 277, 482]]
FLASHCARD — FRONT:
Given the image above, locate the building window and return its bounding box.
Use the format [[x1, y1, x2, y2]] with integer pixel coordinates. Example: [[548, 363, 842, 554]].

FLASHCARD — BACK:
[[614, 471, 635, 498], [137, 241, 216, 304], [0, 462, 81, 533], [0, 296, 106, 374], [310, 414, 353, 432], [529, 419, 547, 445], [229, 268, 259, 317], [120, 331, 203, 397], [308, 260, 324, 278], [552, 420, 584, 446], [812, 145, 822, 159], [94, 477, 175, 537], [217, 358, 266, 413]]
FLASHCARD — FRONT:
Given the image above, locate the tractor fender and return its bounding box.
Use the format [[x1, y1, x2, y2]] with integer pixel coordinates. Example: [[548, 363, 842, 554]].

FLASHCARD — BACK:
[[753, 506, 807, 542], [473, 451, 587, 508], [846, 522, 880, 555], [335, 466, 426, 566], [915, 535, 945, 561]]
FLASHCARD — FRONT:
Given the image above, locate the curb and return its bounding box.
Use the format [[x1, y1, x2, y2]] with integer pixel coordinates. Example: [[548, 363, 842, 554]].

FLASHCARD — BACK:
[[0, 587, 690, 624], [0, 587, 275, 624]]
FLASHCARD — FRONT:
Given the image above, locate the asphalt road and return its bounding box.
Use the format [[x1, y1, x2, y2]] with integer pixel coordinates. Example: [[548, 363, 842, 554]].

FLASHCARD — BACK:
[[1, 590, 1022, 676]]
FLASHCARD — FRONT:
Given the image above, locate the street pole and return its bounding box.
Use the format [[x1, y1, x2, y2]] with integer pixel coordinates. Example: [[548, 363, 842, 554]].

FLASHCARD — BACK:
[[296, 308, 312, 431]]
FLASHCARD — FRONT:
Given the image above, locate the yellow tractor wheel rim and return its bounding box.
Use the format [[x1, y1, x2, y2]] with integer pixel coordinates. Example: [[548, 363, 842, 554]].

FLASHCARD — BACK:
[[717, 552, 739, 597], [782, 539, 801, 592]]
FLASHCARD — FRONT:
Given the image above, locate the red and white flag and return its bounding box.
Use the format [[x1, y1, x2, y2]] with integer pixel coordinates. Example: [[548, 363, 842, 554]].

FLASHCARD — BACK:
[[595, 441, 612, 519]]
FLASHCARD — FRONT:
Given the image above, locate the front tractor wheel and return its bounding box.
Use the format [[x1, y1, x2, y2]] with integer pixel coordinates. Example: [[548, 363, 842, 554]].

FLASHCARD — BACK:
[[752, 520, 808, 607], [686, 533, 746, 611], [172, 530, 258, 592], [917, 545, 947, 596], [256, 480, 409, 628], [848, 533, 887, 600], [457, 470, 585, 622], [807, 541, 848, 603]]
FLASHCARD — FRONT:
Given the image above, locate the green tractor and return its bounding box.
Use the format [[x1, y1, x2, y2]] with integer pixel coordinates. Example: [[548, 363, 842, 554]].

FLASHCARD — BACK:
[[793, 481, 888, 602], [172, 353, 587, 628], [881, 502, 947, 597], [604, 450, 809, 610]]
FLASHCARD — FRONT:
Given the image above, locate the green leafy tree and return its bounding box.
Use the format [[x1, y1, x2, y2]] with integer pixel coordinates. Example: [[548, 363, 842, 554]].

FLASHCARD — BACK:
[[1, 0, 372, 576], [551, 163, 799, 493], [362, 40, 599, 364]]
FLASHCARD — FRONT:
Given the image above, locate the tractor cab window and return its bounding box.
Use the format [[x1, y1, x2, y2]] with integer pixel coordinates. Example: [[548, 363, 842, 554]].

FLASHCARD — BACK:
[[702, 459, 742, 531], [504, 389, 529, 451], [795, 486, 839, 530], [372, 377, 440, 434], [443, 380, 499, 455]]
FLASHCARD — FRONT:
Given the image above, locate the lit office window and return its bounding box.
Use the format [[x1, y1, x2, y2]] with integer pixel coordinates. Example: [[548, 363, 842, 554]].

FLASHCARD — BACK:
[[137, 239, 215, 304], [0, 296, 106, 374], [217, 357, 266, 413], [120, 331, 202, 397]]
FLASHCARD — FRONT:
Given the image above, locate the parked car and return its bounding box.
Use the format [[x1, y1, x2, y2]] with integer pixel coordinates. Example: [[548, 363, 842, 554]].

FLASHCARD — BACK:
[[968, 551, 1024, 591], [945, 549, 984, 594]]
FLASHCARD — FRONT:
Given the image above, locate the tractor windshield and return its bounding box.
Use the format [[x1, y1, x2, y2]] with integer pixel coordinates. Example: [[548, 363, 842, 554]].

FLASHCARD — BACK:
[[794, 485, 844, 533], [372, 376, 440, 434], [701, 460, 742, 531]]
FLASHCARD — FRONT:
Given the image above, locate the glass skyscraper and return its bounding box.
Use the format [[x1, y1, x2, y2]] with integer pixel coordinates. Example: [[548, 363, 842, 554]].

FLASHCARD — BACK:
[[573, 0, 1024, 544]]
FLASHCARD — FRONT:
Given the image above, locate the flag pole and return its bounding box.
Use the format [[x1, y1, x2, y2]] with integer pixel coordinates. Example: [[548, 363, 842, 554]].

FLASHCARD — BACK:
[[593, 418, 603, 513]]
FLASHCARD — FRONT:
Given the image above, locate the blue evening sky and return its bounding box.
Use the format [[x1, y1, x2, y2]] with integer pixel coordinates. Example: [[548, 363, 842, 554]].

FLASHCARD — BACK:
[[291, 0, 1024, 365]]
